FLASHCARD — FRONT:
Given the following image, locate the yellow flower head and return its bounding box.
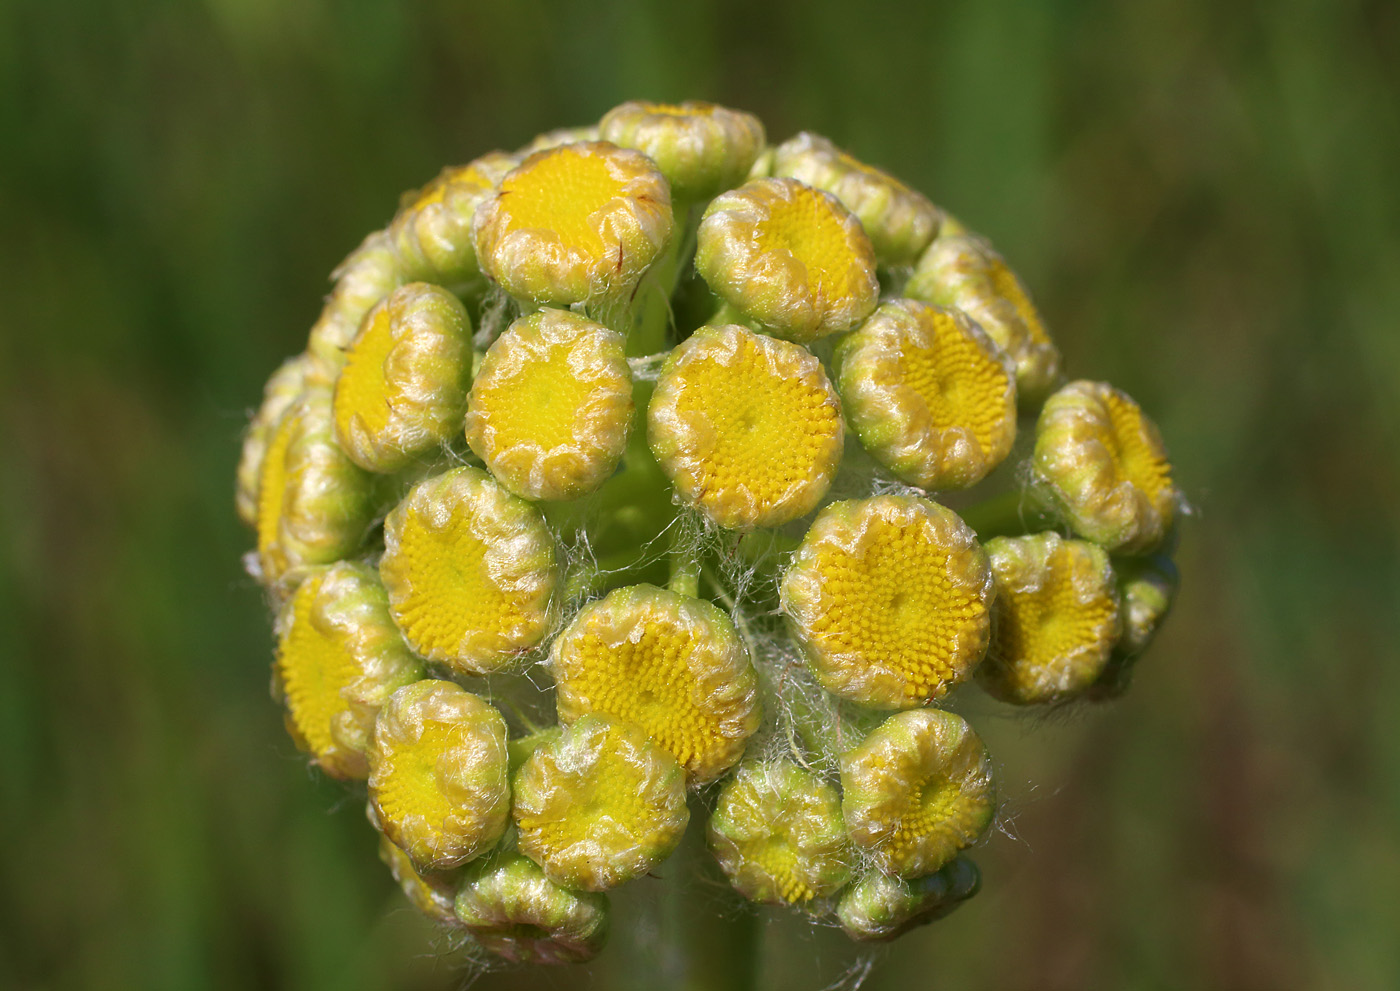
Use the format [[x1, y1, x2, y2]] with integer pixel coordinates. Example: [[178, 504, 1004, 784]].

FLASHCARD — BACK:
[[454, 853, 610, 965], [695, 177, 879, 344], [906, 233, 1061, 405], [332, 282, 474, 473], [550, 584, 760, 784], [647, 323, 843, 529], [1030, 380, 1179, 554], [976, 532, 1121, 705], [771, 132, 942, 266], [465, 308, 633, 501], [305, 231, 408, 388], [835, 299, 1017, 491], [255, 387, 377, 590], [599, 100, 765, 202], [388, 150, 519, 287], [236, 353, 310, 528], [379, 467, 557, 674], [377, 832, 462, 928], [513, 714, 689, 891], [367, 680, 511, 872], [781, 496, 994, 710], [836, 856, 981, 942], [707, 760, 851, 907], [472, 141, 673, 307], [840, 708, 996, 878], [272, 562, 424, 779]]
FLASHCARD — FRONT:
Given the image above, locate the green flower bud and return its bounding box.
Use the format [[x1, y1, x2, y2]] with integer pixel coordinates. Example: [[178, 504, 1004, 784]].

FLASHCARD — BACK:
[[840, 709, 996, 879], [976, 532, 1121, 705], [454, 853, 609, 964], [464, 308, 633, 501], [707, 760, 851, 907], [332, 282, 473, 473], [781, 496, 993, 710], [305, 231, 409, 388], [647, 323, 843, 529], [513, 714, 688, 891], [379, 466, 558, 674], [836, 856, 981, 942], [377, 832, 462, 928], [1030, 380, 1180, 554], [550, 584, 760, 784], [368, 679, 511, 871], [1089, 553, 1178, 700], [272, 561, 424, 779], [695, 177, 879, 344], [906, 233, 1060, 405], [771, 132, 942, 266], [835, 299, 1016, 491], [388, 151, 519, 287], [236, 353, 311, 528], [254, 387, 377, 590], [472, 142, 674, 308], [599, 100, 765, 202]]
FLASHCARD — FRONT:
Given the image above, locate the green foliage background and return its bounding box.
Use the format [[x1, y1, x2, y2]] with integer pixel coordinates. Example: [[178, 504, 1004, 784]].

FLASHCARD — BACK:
[[2, 1, 1397, 988]]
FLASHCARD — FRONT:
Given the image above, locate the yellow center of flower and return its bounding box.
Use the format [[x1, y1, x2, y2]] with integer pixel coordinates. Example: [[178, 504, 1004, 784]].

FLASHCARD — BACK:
[[255, 411, 295, 563], [753, 184, 861, 304], [882, 773, 984, 870], [989, 258, 1053, 348], [496, 147, 630, 262], [789, 501, 990, 706], [372, 717, 460, 841], [1101, 388, 1175, 507], [333, 304, 396, 443], [651, 326, 841, 528], [752, 838, 815, 903], [276, 572, 357, 761], [898, 310, 1013, 452]]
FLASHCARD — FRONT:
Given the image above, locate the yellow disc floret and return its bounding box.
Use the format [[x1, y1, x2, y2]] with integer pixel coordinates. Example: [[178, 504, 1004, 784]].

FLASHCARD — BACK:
[[695, 177, 879, 344], [273, 562, 424, 779], [835, 299, 1016, 491], [840, 709, 996, 878], [977, 532, 1122, 705], [513, 714, 689, 891], [906, 232, 1061, 405], [599, 100, 765, 202], [771, 131, 942, 266], [837, 856, 981, 942], [333, 282, 474, 473], [472, 141, 673, 307], [1030, 380, 1179, 554], [781, 496, 994, 710], [454, 853, 610, 965], [647, 323, 843, 529], [236, 353, 311, 528], [550, 584, 760, 784], [707, 761, 851, 907], [255, 387, 376, 591], [379, 467, 557, 674], [388, 150, 519, 286], [465, 308, 633, 501], [367, 680, 511, 872]]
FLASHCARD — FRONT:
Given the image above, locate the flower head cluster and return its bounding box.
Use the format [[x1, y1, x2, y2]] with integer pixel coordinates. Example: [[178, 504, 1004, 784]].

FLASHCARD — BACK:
[[238, 100, 1183, 967]]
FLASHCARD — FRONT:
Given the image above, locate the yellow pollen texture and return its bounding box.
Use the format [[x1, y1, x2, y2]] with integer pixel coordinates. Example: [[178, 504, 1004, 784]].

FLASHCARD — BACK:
[[754, 184, 858, 302], [782, 497, 993, 709], [277, 573, 357, 761], [380, 468, 555, 673], [989, 259, 1053, 348], [372, 718, 462, 842], [1102, 389, 1175, 506], [979, 533, 1120, 705], [333, 304, 396, 442], [496, 147, 628, 262], [551, 585, 759, 783], [648, 324, 842, 529]]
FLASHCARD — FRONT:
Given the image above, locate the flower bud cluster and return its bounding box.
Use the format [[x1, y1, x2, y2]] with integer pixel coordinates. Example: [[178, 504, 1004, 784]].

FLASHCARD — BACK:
[[238, 100, 1183, 967]]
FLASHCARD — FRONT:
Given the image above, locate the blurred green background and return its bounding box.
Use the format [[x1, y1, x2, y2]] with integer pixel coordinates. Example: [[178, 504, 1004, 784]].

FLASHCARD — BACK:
[[3, 0, 1397, 988]]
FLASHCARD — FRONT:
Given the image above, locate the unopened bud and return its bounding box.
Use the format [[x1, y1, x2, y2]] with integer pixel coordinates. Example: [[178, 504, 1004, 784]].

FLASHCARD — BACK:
[[836, 856, 981, 941], [305, 232, 408, 388], [695, 177, 878, 344], [599, 100, 765, 202], [236, 353, 311, 527], [388, 151, 518, 287], [367, 679, 511, 871], [454, 853, 609, 964], [377, 833, 462, 928]]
